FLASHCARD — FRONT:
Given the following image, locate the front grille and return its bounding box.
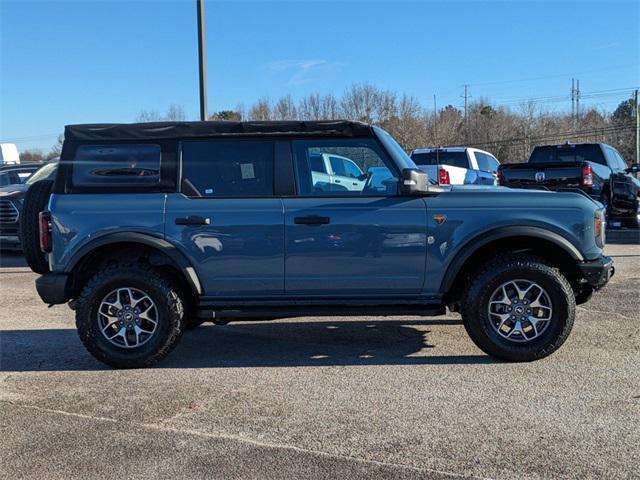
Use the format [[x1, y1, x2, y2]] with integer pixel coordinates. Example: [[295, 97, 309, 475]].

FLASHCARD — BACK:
[[0, 200, 19, 224]]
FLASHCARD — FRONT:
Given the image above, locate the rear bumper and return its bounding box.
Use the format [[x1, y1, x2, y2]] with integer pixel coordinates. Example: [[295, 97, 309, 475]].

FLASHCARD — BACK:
[[35, 273, 69, 305], [578, 255, 614, 290]]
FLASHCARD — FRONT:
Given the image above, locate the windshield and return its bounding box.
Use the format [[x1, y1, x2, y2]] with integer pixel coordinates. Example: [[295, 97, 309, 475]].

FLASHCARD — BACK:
[[373, 127, 415, 170], [26, 162, 57, 185], [412, 151, 469, 169]]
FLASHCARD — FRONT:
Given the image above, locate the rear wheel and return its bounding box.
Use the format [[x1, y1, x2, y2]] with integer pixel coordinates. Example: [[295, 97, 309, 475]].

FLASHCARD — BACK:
[[75, 263, 185, 368], [462, 253, 575, 362], [19, 180, 53, 274]]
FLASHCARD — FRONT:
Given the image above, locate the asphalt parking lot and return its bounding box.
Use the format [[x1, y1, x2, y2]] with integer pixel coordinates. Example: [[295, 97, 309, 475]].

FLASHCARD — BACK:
[[1, 232, 638, 479]]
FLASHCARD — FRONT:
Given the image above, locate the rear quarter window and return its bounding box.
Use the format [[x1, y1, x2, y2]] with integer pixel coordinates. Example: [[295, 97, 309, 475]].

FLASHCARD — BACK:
[[72, 144, 161, 186]]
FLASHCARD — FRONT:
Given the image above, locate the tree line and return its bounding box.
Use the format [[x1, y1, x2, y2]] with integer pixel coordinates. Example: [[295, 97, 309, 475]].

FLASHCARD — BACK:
[[20, 85, 638, 165]]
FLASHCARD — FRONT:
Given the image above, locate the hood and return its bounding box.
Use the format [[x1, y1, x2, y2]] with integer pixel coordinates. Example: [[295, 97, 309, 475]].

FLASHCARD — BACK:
[[0, 183, 28, 199]]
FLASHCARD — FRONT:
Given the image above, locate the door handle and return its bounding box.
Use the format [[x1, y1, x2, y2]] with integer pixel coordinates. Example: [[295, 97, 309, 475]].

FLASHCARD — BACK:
[[175, 216, 210, 226], [294, 216, 330, 225]]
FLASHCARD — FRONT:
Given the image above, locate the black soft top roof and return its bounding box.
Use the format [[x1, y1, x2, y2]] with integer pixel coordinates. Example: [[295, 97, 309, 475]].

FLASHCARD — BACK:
[[64, 120, 374, 142]]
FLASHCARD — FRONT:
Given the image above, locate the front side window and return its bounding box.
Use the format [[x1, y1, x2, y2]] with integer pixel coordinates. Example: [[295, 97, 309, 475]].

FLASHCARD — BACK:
[[72, 144, 161, 186], [293, 138, 398, 196], [181, 140, 274, 197], [475, 152, 499, 172]]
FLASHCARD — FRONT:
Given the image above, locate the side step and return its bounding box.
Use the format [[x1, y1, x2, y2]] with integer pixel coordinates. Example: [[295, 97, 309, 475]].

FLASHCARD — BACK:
[[196, 304, 446, 321]]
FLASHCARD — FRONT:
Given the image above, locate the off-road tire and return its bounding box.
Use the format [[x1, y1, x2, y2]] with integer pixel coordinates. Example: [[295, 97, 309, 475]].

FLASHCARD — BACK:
[[461, 253, 575, 362], [75, 263, 184, 368], [19, 179, 54, 274]]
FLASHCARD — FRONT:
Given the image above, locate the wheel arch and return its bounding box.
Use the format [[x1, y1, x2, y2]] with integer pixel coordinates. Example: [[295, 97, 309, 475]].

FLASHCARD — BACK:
[[442, 226, 584, 306], [65, 232, 202, 301]]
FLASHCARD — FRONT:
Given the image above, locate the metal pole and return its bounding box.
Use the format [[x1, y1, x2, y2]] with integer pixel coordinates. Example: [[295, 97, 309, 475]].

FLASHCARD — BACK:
[[197, 0, 208, 121], [433, 94, 437, 145], [635, 89, 639, 164]]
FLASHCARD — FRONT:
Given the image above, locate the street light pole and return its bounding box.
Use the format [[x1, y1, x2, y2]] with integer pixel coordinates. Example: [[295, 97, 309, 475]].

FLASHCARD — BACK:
[[196, 0, 208, 121]]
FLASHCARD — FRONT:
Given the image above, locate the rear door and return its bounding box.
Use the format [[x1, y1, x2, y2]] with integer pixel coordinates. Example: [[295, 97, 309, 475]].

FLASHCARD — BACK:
[[284, 137, 427, 296], [164, 139, 285, 297]]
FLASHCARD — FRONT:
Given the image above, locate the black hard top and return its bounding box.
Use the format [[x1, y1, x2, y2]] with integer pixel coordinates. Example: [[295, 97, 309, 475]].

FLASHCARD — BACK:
[[64, 120, 374, 142]]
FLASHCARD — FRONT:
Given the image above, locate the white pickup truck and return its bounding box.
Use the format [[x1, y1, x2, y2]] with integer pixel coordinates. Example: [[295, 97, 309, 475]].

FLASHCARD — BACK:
[[410, 147, 500, 185], [309, 152, 367, 192]]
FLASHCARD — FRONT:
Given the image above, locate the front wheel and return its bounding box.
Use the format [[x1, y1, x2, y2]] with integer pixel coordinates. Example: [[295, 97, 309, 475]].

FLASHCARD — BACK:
[[75, 263, 185, 368], [461, 254, 575, 362]]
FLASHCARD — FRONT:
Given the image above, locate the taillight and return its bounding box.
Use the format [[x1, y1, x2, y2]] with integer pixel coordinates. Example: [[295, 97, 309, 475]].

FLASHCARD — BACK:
[[438, 168, 450, 185], [582, 165, 593, 187], [496, 169, 503, 185], [39, 211, 52, 253]]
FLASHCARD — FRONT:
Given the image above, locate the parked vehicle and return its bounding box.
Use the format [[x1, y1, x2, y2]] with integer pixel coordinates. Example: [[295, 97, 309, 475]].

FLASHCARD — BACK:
[[499, 143, 640, 228], [25, 121, 612, 368], [0, 143, 20, 165], [410, 147, 500, 185], [0, 164, 41, 186], [0, 162, 57, 250]]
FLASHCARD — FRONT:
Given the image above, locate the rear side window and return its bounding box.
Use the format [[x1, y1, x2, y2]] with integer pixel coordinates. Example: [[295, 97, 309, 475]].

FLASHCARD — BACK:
[[529, 145, 606, 165], [72, 144, 161, 186], [411, 151, 469, 169], [181, 140, 274, 197]]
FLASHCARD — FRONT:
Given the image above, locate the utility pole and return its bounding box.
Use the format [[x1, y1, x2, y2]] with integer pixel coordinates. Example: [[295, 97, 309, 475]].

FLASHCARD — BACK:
[[433, 94, 438, 145], [575, 79, 580, 126], [196, 0, 208, 121], [634, 88, 640, 163], [571, 78, 575, 127], [462, 84, 470, 141]]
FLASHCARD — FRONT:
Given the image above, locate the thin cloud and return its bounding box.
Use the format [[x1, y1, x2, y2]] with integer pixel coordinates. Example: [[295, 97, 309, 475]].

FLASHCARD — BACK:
[[265, 59, 344, 85]]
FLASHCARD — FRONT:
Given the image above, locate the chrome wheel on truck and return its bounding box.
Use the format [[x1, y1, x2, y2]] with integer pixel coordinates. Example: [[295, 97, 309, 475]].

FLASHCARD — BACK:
[[487, 280, 553, 342]]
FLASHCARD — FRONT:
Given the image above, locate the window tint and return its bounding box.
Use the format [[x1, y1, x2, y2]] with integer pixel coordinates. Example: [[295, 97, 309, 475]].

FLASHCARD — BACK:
[[0, 172, 13, 186], [529, 145, 606, 165], [293, 138, 398, 196], [475, 152, 499, 172], [181, 140, 274, 197], [613, 150, 627, 170], [411, 151, 469, 169], [73, 144, 161, 186], [310, 153, 327, 173]]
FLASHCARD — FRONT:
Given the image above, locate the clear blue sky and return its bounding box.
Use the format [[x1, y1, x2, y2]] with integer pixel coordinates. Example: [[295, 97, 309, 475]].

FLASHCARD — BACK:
[[1, 0, 638, 153]]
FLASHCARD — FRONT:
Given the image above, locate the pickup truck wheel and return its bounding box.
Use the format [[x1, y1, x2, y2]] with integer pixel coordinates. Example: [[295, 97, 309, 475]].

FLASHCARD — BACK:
[[75, 264, 185, 368], [462, 254, 575, 362], [19, 180, 54, 274]]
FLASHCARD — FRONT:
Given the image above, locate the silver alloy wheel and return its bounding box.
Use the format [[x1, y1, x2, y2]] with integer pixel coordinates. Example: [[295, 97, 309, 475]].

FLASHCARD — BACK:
[[487, 279, 553, 342], [98, 287, 158, 349]]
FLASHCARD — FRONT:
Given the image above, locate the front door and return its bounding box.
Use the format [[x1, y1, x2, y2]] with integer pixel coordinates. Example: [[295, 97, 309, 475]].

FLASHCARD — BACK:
[[165, 139, 284, 296], [284, 137, 427, 296]]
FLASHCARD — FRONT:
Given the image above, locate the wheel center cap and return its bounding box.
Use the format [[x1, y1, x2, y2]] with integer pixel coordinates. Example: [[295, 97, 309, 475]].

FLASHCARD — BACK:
[[124, 313, 133, 321], [515, 306, 524, 315]]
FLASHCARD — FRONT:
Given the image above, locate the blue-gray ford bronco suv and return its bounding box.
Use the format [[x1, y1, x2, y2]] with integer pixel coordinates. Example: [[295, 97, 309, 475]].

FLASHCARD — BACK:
[[22, 121, 614, 368]]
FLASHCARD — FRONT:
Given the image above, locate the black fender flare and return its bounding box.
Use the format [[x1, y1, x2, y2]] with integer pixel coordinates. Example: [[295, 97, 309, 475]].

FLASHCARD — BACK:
[[440, 226, 584, 292], [65, 232, 202, 296]]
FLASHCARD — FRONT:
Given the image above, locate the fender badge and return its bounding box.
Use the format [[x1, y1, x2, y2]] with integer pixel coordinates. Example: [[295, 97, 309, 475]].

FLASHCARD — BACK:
[[433, 214, 447, 225]]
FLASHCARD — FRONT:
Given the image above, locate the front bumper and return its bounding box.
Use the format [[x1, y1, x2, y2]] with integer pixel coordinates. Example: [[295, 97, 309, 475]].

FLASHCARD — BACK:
[[35, 273, 70, 305], [578, 255, 614, 290]]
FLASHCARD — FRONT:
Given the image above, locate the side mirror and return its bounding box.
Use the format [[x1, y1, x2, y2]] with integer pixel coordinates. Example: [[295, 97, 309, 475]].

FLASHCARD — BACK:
[[625, 163, 640, 174], [400, 168, 429, 195]]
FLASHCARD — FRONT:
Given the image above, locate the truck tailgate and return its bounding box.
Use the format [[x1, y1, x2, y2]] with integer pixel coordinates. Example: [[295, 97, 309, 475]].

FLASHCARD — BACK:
[[500, 161, 585, 189]]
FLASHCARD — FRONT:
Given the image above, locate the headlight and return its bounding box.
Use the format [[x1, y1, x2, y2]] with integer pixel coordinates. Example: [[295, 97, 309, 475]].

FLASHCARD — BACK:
[[594, 209, 605, 248]]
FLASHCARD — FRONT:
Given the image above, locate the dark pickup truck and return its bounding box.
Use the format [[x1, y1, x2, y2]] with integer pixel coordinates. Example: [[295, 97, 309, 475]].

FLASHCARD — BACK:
[[498, 143, 640, 228]]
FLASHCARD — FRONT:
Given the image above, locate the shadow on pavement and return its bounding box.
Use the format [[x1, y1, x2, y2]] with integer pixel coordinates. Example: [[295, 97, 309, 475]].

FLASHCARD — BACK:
[[605, 229, 639, 245], [0, 252, 28, 268], [0, 318, 496, 372]]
